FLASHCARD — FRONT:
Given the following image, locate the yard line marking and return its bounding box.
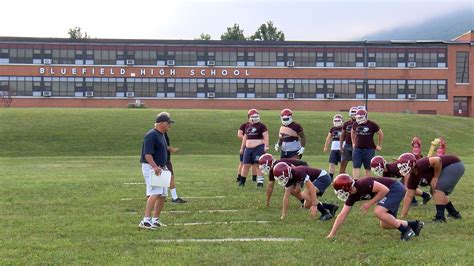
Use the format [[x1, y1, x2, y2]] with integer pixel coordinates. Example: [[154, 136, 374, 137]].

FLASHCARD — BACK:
[[150, 237, 304, 243], [185, 196, 226, 199], [123, 182, 144, 185], [172, 221, 270, 226], [162, 209, 238, 214], [120, 196, 226, 201]]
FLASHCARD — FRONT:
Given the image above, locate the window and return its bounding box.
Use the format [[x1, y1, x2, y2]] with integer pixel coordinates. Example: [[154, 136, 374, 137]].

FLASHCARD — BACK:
[[255, 79, 278, 98], [456, 52, 469, 83], [212, 78, 237, 97], [294, 79, 317, 98]]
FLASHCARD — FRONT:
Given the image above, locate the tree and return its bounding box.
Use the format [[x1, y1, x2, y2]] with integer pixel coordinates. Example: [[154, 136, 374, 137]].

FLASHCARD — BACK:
[[250, 21, 285, 41], [68, 27, 89, 39], [220, 23, 246, 41], [196, 33, 212, 40]]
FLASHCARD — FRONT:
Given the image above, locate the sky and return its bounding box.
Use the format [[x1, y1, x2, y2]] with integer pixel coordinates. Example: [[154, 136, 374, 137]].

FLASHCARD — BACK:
[[0, 0, 471, 41]]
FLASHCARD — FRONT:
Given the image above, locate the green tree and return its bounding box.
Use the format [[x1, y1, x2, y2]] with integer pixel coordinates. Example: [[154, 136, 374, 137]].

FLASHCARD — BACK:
[[196, 33, 212, 40], [68, 27, 89, 39], [250, 21, 285, 41], [220, 23, 246, 41]]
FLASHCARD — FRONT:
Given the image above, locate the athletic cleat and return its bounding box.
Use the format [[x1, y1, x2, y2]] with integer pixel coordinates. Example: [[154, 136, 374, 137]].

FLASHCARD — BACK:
[[138, 221, 158, 230], [413, 220, 424, 236], [432, 216, 446, 223], [238, 181, 245, 187], [319, 212, 333, 221], [252, 176, 257, 182], [152, 219, 167, 227], [171, 197, 187, 203], [257, 182, 264, 187], [422, 194, 432, 205], [329, 205, 339, 217], [447, 212, 462, 219], [401, 228, 415, 241]]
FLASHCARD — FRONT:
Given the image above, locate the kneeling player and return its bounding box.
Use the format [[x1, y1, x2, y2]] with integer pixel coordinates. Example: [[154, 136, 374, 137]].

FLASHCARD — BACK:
[[327, 174, 424, 241], [370, 155, 432, 206], [273, 162, 338, 221]]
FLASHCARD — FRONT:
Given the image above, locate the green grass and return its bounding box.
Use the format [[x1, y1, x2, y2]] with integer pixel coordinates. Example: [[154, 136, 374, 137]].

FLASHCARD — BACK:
[[0, 108, 473, 264]]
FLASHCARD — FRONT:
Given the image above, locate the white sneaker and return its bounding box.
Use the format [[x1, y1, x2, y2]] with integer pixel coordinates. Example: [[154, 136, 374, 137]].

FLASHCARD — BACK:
[[152, 219, 167, 227], [138, 220, 157, 230]]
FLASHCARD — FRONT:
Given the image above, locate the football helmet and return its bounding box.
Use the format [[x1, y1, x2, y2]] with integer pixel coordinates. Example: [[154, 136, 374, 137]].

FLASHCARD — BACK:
[[248, 109, 260, 123], [370, 156, 386, 177], [333, 114, 343, 127], [411, 136, 421, 148], [280, 108, 293, 126], [272, 162, 292, 186], [333, 174, 354, 201], [258, 153, 275, 174], [355, 109, 367, 124], [436, 138, 446, 156], [349, 107, 359, 119], [397, 153, 417, 176]]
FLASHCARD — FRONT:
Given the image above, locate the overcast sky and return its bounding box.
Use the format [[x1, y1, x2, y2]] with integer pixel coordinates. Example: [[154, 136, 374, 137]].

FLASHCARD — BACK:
[[0, 0, 471, 41]]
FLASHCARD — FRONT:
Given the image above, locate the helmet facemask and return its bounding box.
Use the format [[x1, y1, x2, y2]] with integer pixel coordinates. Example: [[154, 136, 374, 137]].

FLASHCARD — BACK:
[[372, 165, 384, 177], [355, 114, 367, 124], [335, 189, 350, 201], [275, 174, 290, 186], [281, 116, 292, 126], [249, 114, 260, 123], [397, 162, 412, 176]]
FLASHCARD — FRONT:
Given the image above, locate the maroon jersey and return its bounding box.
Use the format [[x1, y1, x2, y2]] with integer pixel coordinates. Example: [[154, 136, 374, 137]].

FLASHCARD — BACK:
[[345, 177, 396, 206], [244, 122, 268, 140], [269, 159, 308, 181], [239, 122, 249, 132], [407, 155, 461, 190], [352, 120, 380, 149], [279, 122, 304, 142], [384, 162, 403, 179], [341, 120, 355, 145], [329, 126, 343, 142], [285, 166, 323, 188]]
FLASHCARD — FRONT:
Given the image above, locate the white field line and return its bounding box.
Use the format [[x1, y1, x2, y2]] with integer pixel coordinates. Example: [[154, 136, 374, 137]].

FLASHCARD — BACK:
[[121, 195, 226, 201], [162, 209, 238, 214], [123, 182, 145, 185], [150, 237, 304, 243], [172, 220, 270, 226]]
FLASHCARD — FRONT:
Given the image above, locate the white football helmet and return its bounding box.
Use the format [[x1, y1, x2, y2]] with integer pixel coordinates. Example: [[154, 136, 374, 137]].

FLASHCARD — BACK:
[[355, 109, 367, 124], [248, 109, 260, 123]]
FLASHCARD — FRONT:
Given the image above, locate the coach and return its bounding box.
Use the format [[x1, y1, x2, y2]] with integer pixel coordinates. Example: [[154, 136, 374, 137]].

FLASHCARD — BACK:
[[138, 112, 174, 230]]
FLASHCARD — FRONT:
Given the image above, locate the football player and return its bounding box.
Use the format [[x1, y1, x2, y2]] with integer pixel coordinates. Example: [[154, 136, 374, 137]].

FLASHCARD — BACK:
[[236, 117, 258, 183], [273, 162, 338, 221], [327, 174, 424, 241], [258, 153, 309, 207], [323, 114, 343, 178], [239, 109, 269, 187], [411, 136, 423, 160], [370, 155, 432, 206], [351, 109, 384, 179], [339, 107, 358, 174], [274, 109, 306, 159], [397, 153, 465, 222]]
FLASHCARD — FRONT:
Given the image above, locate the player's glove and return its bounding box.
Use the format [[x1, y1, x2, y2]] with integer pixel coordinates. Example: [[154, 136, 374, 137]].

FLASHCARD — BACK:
[[297, 147, 305, 155], [274, 143, 280, 151]]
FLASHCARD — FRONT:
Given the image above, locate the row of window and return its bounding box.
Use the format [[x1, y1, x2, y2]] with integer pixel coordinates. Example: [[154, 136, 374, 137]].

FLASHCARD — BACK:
[[0, 47, 448, 68], [0, 76, 447, 100]]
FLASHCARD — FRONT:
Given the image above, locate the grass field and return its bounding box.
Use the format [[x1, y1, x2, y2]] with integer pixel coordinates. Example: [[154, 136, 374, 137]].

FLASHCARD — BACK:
[[0, 108, 473, 264]]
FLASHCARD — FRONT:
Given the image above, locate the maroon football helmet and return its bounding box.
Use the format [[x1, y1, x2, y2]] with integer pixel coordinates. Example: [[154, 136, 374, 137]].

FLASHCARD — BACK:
[[355, 109, 367, 124], [247, 109, 260, 123], [258, 153, 275, 174], [397, 153, 417, 176], [280, 108, 293, 126], [333, 114, 343, 127], [333, 174, 354, 201], [272, 162, 292, 186], [370, 156, 386, 176]]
